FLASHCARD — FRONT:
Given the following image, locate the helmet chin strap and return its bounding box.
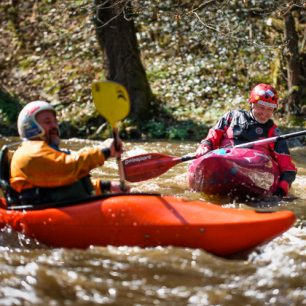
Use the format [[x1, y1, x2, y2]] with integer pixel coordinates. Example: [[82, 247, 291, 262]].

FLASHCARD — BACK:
[[250, 105, 255, 117], [30, 129, 49, 143]]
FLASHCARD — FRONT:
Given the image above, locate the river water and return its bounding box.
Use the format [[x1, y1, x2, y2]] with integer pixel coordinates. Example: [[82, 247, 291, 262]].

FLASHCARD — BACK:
[[0, 138, 305, 306]]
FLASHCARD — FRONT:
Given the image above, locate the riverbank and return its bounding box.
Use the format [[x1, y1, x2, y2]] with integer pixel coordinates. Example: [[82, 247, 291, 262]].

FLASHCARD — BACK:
[[0, 1, 305, 141]]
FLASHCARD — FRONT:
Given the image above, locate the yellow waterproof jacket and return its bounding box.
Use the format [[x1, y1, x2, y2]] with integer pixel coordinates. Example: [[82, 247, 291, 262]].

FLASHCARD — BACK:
[[10, 141, 106, 194]]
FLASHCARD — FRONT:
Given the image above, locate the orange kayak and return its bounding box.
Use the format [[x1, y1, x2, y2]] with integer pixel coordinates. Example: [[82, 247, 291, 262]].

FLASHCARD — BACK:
[[0, 194, 295, 256]]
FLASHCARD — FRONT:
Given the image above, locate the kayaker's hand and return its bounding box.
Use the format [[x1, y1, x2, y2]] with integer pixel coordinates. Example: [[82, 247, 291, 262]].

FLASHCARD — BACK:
[[273, 180, 289, 197], [110, 181, 131, 193], [196, 144, 211, 158], [273, 187, 286, 197], [109, 139, 123, 157]]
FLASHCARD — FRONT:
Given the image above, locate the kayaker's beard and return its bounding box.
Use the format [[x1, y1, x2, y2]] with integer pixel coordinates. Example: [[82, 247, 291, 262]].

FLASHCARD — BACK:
[[45, 127, 61, 146], [253, 114, 269, 124], [251, 109, 270, 124]]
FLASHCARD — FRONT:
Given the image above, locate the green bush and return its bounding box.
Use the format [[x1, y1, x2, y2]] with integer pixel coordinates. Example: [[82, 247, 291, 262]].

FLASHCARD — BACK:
[[0, 90, 22, 124]]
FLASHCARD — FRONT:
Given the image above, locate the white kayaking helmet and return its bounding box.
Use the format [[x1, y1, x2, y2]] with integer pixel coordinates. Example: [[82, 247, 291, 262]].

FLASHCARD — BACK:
[[17, 101, 56, 140]]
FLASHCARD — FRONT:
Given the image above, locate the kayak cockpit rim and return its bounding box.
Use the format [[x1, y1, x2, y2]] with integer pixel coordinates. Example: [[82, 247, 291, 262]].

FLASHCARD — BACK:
[[2, 192, 161, 211]]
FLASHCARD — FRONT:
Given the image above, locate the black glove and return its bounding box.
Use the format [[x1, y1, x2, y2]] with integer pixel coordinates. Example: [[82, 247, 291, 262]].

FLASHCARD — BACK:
[[273, 187, 286, 197], [100, 180, 111, 192]]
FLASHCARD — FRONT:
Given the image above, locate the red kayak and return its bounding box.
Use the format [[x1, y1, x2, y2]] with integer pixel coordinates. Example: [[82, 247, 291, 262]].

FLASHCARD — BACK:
[[188, 148, 280, 198], [0, 193, 294, 257]]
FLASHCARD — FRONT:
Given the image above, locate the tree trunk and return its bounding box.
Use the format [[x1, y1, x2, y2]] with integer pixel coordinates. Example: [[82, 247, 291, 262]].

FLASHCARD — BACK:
[[93, 0, 153, 121], [284, 11, 301, 116]]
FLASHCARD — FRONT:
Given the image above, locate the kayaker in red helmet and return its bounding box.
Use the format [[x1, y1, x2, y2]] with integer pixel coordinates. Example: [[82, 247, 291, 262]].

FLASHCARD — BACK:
[[195, 84, 297, 197], [10, 101, 129, 205]]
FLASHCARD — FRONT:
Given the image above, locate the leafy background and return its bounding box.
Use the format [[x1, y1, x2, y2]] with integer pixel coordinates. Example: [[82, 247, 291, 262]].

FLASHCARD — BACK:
[[0, 0, 305, 140]]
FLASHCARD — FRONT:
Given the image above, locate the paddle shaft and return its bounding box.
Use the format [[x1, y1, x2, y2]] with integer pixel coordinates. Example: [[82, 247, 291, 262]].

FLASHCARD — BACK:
[[113, 128, 127, 190], [187, 130, 306, 157], [234, 130, 306, 148], [123, 130, 306, 182], [177, 130, 306, 159], [92, 81, 130, 191]]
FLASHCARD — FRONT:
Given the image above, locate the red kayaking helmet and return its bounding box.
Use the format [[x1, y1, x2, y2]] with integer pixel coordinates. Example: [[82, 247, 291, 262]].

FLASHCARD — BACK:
[[249, 84, 278, 109]]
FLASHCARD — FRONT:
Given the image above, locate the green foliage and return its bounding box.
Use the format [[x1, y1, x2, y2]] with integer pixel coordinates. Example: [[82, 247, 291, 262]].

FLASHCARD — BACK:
[[0, 90, 22, 124], [142, 118, 208, 141], [0, 0, 304, 140], [147, 69, 170, 81], [286, 116, 306, 128], [143, 120, 167, 139]]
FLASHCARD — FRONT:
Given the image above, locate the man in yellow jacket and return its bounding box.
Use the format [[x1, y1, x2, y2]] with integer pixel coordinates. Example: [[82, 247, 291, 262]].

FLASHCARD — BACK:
[[10, 100, 128, 205]]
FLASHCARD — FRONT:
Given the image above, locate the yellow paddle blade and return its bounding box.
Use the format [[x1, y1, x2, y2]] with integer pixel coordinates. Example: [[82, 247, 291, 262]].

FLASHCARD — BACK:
[[92, 81, 130, 128]]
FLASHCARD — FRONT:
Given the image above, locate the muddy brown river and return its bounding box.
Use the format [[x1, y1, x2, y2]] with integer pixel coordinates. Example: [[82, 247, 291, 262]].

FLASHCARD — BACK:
[[0, 138, 305, 306]]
